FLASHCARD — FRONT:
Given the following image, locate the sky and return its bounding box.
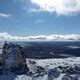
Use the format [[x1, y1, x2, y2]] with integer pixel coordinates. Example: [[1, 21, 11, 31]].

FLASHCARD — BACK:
[[0, 0, 80, 36]]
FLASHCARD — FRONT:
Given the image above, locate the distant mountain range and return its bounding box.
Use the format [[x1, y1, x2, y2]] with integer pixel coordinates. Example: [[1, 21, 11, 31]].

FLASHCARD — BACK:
[[0, 32, 80, 41]]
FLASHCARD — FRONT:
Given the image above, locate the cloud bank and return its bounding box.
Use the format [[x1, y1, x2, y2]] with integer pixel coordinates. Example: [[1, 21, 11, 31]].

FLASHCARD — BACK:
[[24, 0, 80, 15], [0, 13, 10, 18], [0, 32, 80, 41]]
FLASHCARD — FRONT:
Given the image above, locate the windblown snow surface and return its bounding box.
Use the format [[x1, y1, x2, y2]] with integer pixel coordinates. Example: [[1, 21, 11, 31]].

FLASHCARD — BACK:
[[0, 57, 80, 80]]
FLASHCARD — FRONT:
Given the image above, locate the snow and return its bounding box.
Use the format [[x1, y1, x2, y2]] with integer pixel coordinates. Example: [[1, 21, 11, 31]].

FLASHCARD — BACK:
[[27, 57, 80, 69], [1, 41, 80, 80], [67, 46, 80, 49], [26, 57, 80, 80], [0, 57, 80, 80]]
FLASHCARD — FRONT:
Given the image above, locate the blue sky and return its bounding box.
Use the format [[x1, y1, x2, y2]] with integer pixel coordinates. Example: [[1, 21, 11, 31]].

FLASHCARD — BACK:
[[0, 0, 80, 36]]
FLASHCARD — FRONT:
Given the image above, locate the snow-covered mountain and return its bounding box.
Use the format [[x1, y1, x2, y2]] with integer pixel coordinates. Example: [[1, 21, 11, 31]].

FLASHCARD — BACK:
[[0, 32, 80, 41], [0, 42, 80, 80]]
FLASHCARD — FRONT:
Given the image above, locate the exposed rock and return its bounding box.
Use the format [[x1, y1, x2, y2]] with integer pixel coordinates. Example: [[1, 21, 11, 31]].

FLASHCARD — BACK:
[[2, 42, 29, 75], [0, 54, 4, 75], [10, 62, 29, 75], [48, 68, 60, 78], [34, 66, 46, 77], [28, 60, 36, 65]]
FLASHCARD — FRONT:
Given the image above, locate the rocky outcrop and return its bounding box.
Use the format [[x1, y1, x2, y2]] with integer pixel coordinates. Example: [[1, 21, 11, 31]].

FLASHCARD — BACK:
[[10, 58, 29, 75], [2, 42, 29, 75], [0, 54, 4, 74], [26, 59, 80, 79]]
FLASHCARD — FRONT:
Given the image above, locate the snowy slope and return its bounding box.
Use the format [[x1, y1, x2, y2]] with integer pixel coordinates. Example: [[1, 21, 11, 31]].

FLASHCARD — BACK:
[[0, 57, 80, 80], [16, 57, 80, 80], [26, 57, 80, 80], [27, 57, 80, 69]]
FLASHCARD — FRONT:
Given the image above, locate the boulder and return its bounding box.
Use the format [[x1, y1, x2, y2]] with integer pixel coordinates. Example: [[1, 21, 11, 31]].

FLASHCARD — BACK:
[[48, 68, 60, 78]]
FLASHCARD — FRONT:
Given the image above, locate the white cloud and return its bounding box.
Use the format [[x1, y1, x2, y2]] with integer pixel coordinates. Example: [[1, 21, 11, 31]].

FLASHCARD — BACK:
[[28, 0, 80, 15], [0, 13, 10, 18], [0, 32, 80, 41]]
